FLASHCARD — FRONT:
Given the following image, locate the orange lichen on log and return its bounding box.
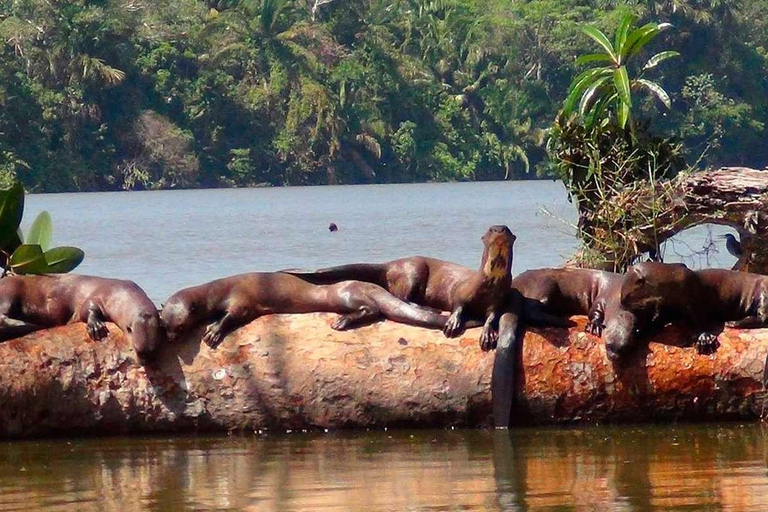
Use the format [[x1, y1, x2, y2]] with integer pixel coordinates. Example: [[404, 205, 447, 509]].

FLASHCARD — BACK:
[[0, 314, 766, 438]]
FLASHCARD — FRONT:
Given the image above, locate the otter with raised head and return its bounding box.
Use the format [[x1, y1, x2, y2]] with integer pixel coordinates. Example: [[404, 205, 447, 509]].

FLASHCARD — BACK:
[[0, 274, 164, 359], [282, 225, 516, 351], [161, 273, 450, 348]]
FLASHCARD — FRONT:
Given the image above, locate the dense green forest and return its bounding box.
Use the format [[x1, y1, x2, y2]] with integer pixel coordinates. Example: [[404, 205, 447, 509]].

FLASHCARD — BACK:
[[0, 0, 766, 191]]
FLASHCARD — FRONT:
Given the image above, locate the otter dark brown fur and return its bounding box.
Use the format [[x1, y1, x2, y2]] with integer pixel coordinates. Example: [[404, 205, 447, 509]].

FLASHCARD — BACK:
[[160, 272, 450, 348], [282, 225, 516, 351], [619, 262, 768, 355], [0, 274, 163, 359], [511, 268, 642, 361]]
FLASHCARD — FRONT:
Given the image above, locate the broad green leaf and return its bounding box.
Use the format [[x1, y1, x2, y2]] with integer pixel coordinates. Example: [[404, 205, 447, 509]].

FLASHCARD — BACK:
[[575, 53, 613, 66], [614, 66, 631, 110], [642, 51, 680, 71], [621, 23, 657, 60], [626, 24, 668, 61], [581, 26, 617, 62], [614, 13, 637, 62], [617, 99, 629, 130], [0, 183, 24, 249], [27, 211, 52, 251], [635, 79, 672, 109], [578, 76, 610, 117], [10, 244, 49, 275], [44, 246, 85, 273], [563, 68, 612, 113]]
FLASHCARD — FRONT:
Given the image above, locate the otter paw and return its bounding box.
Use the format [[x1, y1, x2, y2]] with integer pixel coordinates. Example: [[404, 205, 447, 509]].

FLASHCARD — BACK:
[[695, 332, 720, 355], [202, 325, 224, 349], [585, 322, 604, 337], [443, 315, 462, 338], [479, 329, 498, 352], [331, 315, 352, 331], [87, 320, 109, 341]]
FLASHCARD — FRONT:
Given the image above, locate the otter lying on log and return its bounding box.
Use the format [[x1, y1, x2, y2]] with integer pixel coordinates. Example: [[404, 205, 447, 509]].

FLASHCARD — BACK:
[[620, 263, 768, 358], [160, 273, 450, 349], [0, 314, 766, 438], [510, 269, 642, 361], [0, 274, 163, 359], [283, 225, 516, 352]]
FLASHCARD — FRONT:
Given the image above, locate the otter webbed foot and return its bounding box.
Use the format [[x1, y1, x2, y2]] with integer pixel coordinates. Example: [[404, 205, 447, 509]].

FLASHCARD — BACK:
[[87, 318, 109, 341], [585, 320, 604, 337], [443, 306, 465, 338], [86, 307, 109, 341], [479, 326, 498, 352], [695, 332, 720, 355], [331, 314, 355, 331], [202, 322, 226, 349]]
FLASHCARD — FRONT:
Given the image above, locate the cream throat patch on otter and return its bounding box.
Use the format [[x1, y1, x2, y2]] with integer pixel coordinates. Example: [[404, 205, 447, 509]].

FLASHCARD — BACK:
[[484, 244, 510, 280]]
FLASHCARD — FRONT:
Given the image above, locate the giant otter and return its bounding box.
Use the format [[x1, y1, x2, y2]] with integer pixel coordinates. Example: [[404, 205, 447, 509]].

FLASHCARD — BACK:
[[0, 274, 164, 359], [618, 262, 768, 355], [160, 273, 450, 349], [282, 225, 516, 351], [511, 268, 643, 361]]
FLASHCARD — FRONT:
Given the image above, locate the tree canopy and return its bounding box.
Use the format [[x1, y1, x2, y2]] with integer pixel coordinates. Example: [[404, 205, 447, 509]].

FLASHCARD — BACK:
[[0, 0, 765, 191]]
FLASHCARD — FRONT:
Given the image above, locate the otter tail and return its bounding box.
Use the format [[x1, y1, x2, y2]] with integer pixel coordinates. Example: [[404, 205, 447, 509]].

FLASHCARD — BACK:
[[372, 290, 447, 329], [281, 264, 387, 286]]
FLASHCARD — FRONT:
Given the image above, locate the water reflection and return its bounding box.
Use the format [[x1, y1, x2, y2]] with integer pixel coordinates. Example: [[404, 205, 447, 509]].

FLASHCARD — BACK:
[[0, 425, 767, 510]]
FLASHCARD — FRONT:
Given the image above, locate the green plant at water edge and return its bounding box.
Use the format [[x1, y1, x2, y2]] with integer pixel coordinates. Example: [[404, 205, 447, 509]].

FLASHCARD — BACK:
[[564, 13, 679, 130], [0, 183, 84, 276], [549, 15, 686, 271]]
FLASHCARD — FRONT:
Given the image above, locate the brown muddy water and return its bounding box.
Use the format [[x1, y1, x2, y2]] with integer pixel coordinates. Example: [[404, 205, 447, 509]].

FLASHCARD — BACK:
[[6, 181, 749, 510], [1, 426, 768, 511]]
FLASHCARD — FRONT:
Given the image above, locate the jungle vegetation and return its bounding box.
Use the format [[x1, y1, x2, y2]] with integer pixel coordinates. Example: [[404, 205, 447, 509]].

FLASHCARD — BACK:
[[0, 0, 765, 192]]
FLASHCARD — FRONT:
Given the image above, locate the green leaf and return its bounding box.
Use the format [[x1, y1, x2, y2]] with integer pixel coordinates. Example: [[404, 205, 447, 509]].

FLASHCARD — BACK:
[[44, 247, 85, 273], [0, 183, 24, 250], [575, 53, 613, 66], [625, 24, 670, 61], [563, 68, 612, 113], [617, 99, 629, 130], [578, 75, 610, 117], [635, 78, 672, 109], [621, 23, 656, 61], [581, 26, 617, 63], [614, 66, 631, 110], [26, 211, 52, 251], [642, 51, 680, 71], [10, 244, 49, 275], [614, 13, 637, 62]]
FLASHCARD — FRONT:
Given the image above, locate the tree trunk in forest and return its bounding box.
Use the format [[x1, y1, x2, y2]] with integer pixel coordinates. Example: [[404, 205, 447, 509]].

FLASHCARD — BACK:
[[0, 314, 766, 439], [568, 167, 768, 272]]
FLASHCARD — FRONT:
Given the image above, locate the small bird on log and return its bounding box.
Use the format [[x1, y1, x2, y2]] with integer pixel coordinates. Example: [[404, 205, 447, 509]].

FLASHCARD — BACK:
[[720, 234, 742, 258]]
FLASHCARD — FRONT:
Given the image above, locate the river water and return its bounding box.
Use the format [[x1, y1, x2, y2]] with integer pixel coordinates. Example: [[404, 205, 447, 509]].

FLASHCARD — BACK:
[[3, 181, 747, 510]]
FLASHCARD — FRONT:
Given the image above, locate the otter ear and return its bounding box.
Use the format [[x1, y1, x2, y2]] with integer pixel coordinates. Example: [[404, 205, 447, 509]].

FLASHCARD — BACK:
[[637, 275, 646, 285]]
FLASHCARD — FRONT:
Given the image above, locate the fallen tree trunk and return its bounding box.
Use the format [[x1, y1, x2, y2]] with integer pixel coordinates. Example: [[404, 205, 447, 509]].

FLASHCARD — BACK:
[[1, 314, 767, 438]]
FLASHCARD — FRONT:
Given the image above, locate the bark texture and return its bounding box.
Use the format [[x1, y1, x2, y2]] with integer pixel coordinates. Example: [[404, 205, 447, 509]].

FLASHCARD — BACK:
[[569, 167, 768, 271], [0, 314, 766, 438]]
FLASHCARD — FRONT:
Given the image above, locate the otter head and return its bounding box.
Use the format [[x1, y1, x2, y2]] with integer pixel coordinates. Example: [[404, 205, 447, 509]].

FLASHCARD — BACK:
[[620, 262, 689, 314], [603, 308, 642, 362], [160, 295, 198, 342], [481, 225, 516, 280], [126, 311, 165, 360]]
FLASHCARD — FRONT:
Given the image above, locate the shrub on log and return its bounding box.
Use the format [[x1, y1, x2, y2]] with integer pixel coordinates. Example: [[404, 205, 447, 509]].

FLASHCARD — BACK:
[[0, 314, 766, 438]]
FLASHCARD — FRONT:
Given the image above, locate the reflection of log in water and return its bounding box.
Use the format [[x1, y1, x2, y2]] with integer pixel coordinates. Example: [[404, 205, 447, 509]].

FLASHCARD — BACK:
[[1, 427, 768, 510], [0, 314, 767, 437]]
